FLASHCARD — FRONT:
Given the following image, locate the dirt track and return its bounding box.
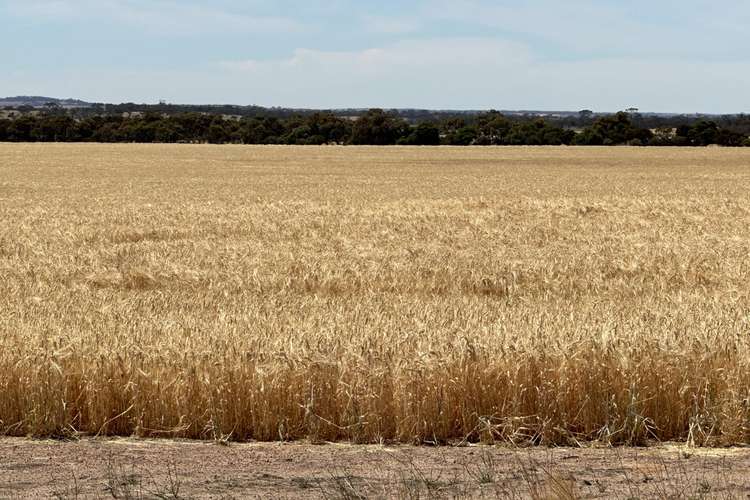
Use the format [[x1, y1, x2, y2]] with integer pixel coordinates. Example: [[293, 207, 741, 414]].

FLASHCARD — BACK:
[[2, 438, 750, 498]]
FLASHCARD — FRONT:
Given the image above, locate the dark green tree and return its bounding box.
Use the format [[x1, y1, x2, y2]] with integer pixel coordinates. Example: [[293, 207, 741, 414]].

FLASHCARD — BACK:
[[207, 117, 230, 144], [350, 109, 409, 145], [574, 112, 652, 145], [475, 111, 512, 145], [0, 119, 9, 141], [399, 122, 441, 145], [6, 116, 37, 141]]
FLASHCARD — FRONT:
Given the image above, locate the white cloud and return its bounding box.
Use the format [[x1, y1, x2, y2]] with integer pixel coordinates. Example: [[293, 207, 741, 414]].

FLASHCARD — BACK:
[[362, 14, 421, 34], [5, 0, 75, 17], [5, 0, 303, 35], [221, 38, 533, 76], [2, 1, 749, 112], [4, 37, 747, 112], [426, 0, 750, 60], [211, 38, 749, 112]]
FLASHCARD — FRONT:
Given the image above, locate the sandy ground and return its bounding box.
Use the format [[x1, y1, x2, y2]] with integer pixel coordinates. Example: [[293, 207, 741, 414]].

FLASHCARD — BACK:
[[2, 439, 750, 498]]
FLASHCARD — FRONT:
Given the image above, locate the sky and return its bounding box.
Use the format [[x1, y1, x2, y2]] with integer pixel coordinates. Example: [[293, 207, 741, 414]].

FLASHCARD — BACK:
[[1, 0, 749, 113]]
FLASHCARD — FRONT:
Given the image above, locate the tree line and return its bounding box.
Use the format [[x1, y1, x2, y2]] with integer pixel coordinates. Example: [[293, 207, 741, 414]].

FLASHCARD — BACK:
[[1, 109, 748, 146], [20, 100, 750, 134]]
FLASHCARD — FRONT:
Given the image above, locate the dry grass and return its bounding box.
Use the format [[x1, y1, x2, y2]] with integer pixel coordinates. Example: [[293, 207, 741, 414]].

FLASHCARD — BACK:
[[1, 144, 749, 446]]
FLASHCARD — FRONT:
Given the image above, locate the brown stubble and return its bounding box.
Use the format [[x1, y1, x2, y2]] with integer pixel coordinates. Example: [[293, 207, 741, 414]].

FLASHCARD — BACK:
[[1, 144, 749, 445]]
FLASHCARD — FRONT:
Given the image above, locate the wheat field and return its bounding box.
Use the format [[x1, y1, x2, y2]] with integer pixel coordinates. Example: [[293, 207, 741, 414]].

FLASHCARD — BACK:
[[1, 144, 749, 446]]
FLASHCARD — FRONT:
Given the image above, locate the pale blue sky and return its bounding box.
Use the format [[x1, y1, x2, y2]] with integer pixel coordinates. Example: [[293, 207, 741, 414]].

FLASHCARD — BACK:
[[2, 0, 749, 112]]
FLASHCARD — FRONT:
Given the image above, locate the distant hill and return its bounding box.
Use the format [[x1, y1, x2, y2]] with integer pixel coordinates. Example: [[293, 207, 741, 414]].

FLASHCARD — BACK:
[[0, 96, 93, 108]]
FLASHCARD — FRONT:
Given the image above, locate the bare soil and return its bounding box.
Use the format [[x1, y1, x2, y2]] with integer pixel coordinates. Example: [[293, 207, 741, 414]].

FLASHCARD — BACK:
[[2, 438, 750, 498]]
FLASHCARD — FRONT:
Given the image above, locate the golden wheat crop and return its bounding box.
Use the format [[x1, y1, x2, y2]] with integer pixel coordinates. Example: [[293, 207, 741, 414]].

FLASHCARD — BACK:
[[1, 144, 749, 446]]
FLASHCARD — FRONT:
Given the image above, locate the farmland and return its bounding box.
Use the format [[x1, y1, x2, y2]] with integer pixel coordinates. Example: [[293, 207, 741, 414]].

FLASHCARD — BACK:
[[1, 144, 749, 446]]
